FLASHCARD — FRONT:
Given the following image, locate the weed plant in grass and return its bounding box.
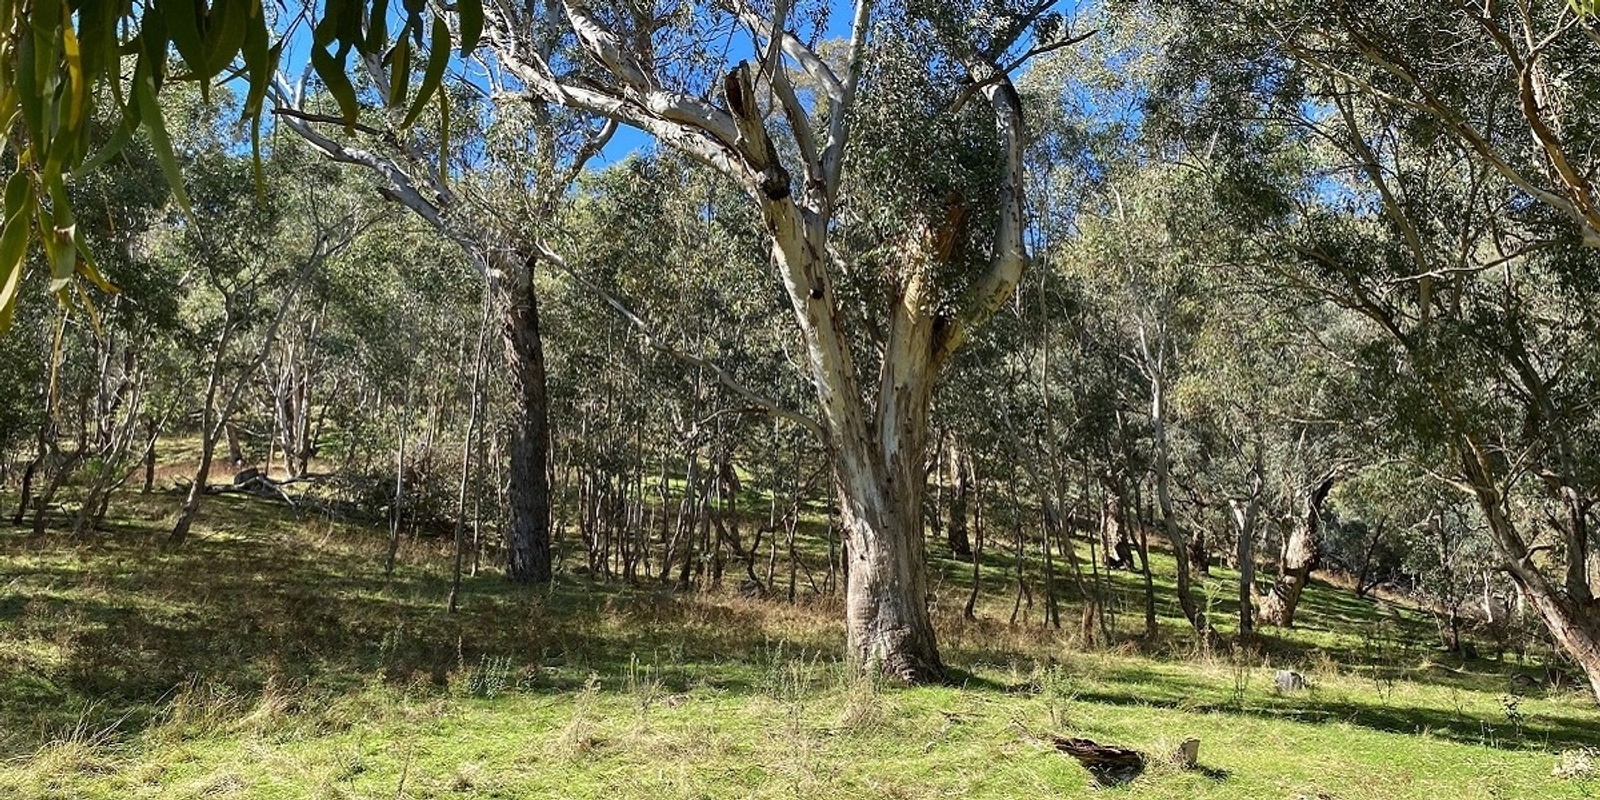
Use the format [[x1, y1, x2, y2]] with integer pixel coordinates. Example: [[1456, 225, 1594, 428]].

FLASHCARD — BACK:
[[2, 494, 1599, 798]]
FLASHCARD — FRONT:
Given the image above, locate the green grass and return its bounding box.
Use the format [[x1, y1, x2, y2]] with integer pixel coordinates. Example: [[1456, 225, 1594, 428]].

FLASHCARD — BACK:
[[3, 488, 1599, 799]]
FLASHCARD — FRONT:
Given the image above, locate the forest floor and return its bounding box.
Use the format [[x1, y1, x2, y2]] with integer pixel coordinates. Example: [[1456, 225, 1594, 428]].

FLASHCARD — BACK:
[[3, 489, 1600, 799]]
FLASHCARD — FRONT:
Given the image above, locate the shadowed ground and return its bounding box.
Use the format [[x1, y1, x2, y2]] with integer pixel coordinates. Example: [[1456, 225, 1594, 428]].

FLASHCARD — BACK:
[[3, 489, 1597, 799]]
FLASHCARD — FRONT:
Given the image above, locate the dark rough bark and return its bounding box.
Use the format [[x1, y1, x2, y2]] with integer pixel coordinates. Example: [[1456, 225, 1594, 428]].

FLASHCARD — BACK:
[[1099, 482, 1135, 570], [501, 270, 552, 584], [141, 420, 159, 494], [224, 422, 245, 467], [12, 454, 38, 526], [1189, 529, 1211, 577], [1236, 519, 1255, 638], [1257, 473, 1336, 627]]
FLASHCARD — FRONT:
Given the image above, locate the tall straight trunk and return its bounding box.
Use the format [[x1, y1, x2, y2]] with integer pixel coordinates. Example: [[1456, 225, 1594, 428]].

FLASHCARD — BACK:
[[141, 419, 159, 493], [947, 443, 972, 557], [1134, 483, 1156, 638], [500, 268, 552, 584], [1257, 473, 1335, 627], [1038, 506, 1061, 629], [1231, 488, 1261, 640], [451, 298, 491, 612], [386, 380, 411, 578], [963, 472, 985, 620], [1008, 467, 1032, 626]]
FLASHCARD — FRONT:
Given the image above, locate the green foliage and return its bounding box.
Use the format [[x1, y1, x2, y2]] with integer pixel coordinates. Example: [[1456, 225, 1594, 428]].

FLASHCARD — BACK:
[[0, 0, 475, 328]]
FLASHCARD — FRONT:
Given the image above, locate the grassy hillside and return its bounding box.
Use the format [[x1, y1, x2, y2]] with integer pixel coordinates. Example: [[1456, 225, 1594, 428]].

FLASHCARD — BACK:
[[2, 490, 1598, 799]]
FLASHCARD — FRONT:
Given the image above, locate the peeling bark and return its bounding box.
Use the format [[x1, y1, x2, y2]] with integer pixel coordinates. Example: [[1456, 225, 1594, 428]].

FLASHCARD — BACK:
[[1257, 473, 1335, 628]]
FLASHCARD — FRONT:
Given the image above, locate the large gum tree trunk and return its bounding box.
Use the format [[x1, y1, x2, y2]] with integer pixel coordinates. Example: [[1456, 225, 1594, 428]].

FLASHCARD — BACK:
[[1257, 473, 1335, 627], [500, 266, 552, 583], [837, 453, 942, 680]]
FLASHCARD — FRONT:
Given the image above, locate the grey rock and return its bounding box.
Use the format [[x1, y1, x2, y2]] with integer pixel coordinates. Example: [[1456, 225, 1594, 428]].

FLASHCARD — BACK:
[[1274, 669, 1308, 692]]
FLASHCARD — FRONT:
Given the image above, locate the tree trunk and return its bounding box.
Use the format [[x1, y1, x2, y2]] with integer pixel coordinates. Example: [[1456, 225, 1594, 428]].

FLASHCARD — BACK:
[[12, 451, 38, 525], [1460, 442, 1600, 702], [386, 381, 411, 577], [1150, 378, 1208, 635], [451, 298, 491, 612], [172, 319, 232, 546], [141, 419, 159, 494], [170, 435, 215, 544], [947, 443, 972, 558], [1257, 473, 1335, 627], [837, 450, 943, 682], [1189, 529, 1211, 578], [1231, 493, 1260, 640], [1099, 481, 1132, 569], [963, 475, 984, 620], [500, 267, 552, 584], [224, 422, 244, 467], [1135, 483, 1157, 638]]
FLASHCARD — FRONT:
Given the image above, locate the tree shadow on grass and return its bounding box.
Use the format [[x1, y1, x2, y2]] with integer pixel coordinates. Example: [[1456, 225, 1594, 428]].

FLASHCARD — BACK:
[[1054, 674, 1600, 752], [5, 493, 1596, 763], [0, 510, 848, 757]]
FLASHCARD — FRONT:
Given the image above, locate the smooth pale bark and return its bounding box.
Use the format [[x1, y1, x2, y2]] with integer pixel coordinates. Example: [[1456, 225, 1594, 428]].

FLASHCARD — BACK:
[[385, 382, 410, 578], [947, 443, 972, 558], [1135, 487, 1157, 638], [1143, 333, 1208, 636], [1152, 412, 1206, 634], [827, 271, 945, 679], [1257, 473, 1335, 627], [1230, 450, 1265, 638], [451, 300, 491, 612], [1230, 493, 1260, 639]]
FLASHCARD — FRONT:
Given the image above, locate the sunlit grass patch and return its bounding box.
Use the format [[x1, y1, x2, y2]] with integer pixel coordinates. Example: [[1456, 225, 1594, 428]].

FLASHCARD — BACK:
[[3, 494, 1599, 798]]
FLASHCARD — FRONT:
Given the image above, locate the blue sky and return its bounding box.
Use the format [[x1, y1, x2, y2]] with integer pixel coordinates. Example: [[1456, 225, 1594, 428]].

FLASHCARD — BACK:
[[268, 2, 1085, 168], [589, 4, 861, 165]]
